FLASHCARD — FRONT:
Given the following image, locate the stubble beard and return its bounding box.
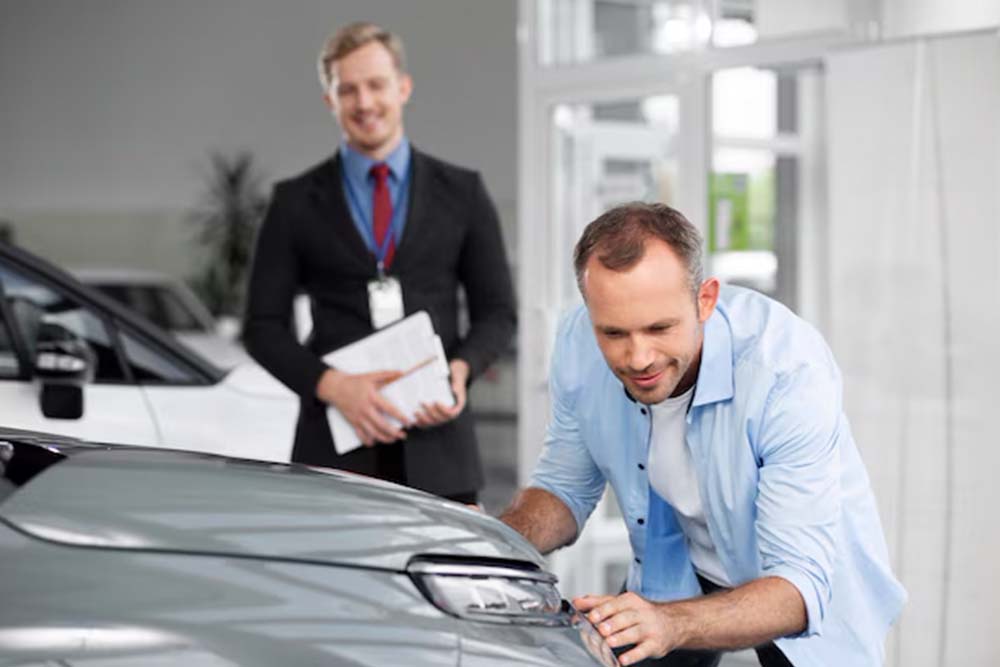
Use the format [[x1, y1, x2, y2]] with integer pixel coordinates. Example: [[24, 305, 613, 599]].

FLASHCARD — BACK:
[[620, 359, 683, 405]]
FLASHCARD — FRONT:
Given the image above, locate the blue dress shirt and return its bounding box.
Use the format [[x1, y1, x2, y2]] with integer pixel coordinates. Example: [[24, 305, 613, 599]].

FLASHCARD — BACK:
[[340, 140, 412, 264], [530, 285, 906, 666]]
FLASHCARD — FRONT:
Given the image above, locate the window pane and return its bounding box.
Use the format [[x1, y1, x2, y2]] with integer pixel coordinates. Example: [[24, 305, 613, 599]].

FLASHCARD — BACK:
[[124, 285, 165, 329], [120, 332, 197, 384], [713, 67, 777, 140], [728, 0, 849, 46], [553, 95, 680, 304], [709, 151, 779, 294], [709, 65, 820, 309], [0, 261, 126, 382], [94, 283, 174, 331], [156, 288, 202, 332], [97, 283, 204, 333], [537, 0, 849, 66], [0, 310, 20, 378], [539, 0, 712, 65]]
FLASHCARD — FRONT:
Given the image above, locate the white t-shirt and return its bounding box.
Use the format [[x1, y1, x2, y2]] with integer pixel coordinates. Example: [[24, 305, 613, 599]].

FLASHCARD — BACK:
[[646, 385, 731, 586]]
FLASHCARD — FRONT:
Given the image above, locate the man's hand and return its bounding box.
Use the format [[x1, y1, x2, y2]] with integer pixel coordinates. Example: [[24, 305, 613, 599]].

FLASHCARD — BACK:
[[315, 368, 409, 446], [574, 592, 682, 666], [574, 577, 807, 664], [412, 359, 469, 428]]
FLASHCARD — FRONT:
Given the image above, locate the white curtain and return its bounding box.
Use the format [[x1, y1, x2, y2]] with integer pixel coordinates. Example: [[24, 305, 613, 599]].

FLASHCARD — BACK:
[[826, 31, 1000, 667]]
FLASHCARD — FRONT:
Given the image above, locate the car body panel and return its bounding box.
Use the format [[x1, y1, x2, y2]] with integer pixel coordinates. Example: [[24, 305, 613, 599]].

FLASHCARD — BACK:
[[0, 381, 160, 445], [0, 525, 460, 667], [221, 362, 301, 400], [0, 446, 543, 571], [0, 360, 297, 463], [0, 431, 615, 667], [0, 523, 612, 667], [139, 378, 296, 461]]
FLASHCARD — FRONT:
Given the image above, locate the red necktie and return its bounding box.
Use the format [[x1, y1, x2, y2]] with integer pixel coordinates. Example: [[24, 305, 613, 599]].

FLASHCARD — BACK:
[[370, 163, 395, 269]]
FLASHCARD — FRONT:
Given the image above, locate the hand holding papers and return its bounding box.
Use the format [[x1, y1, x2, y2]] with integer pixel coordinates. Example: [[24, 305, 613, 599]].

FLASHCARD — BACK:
[[322, 311, 455, 455], [412, 357, 468, 428]]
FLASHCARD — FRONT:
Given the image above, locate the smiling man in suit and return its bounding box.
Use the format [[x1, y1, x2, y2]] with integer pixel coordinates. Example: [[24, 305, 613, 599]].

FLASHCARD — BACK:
[[244, 22, 515, 503]]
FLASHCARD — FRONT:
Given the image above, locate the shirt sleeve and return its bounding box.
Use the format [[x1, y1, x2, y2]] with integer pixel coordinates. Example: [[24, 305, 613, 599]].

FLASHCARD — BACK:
[[528, 315, 606, 538], [754, 363, 842, 637]]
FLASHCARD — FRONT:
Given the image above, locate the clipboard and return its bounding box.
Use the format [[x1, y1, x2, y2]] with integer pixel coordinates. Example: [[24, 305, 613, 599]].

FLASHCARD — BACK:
[[322, 311, 454, 454]]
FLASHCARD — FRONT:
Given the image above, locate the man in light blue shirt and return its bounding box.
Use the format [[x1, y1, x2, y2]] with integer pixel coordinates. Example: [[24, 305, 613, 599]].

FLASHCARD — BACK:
[[500, 203, 905, 666]]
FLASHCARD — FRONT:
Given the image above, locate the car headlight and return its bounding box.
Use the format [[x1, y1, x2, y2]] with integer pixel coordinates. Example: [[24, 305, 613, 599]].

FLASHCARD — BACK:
[[407, 557, 568, 626]]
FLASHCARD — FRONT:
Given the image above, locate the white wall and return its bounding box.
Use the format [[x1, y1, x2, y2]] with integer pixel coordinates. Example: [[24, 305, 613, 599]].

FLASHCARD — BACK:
[[0, 0, 517, 274]]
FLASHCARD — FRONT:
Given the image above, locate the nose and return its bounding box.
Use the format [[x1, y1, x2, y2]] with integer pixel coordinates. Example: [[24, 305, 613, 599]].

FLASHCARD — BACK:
[[626, 337, 656, 373], [356, 85, 374, 110]]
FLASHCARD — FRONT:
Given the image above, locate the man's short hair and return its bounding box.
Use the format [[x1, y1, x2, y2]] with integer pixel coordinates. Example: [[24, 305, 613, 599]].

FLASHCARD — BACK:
[[317, 21, 407, 90], [573, 202, 705, 298]]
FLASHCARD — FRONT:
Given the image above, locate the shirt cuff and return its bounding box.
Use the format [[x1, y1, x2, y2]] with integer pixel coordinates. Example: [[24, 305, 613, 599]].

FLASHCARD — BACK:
[[764, 564, 825, 638], [526, 480, 586, 539]]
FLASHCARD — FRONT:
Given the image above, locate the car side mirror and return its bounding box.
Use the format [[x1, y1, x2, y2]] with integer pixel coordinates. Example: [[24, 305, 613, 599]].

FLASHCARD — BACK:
[[34, 321, 94, 420]]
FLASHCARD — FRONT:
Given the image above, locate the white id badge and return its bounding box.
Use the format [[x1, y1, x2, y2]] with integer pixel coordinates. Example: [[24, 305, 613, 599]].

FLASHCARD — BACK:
[[367, 275, 404, 329]]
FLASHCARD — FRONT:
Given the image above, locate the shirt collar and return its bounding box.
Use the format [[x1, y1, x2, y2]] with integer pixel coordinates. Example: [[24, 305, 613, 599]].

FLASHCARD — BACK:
[[619, 307, 733, 407], [340, 138, 411, 183], [691, 306, 734, 407]]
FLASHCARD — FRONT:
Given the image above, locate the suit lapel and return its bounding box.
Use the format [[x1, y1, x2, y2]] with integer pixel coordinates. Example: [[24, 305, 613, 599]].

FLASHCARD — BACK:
[[307, 152, 375, 272], [394, 149, 433, 269]]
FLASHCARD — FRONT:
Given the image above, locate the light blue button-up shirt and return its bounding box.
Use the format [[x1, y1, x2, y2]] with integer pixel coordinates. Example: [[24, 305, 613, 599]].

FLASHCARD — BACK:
[[530, 285, 906, 666], [340, 139, 412, 262]]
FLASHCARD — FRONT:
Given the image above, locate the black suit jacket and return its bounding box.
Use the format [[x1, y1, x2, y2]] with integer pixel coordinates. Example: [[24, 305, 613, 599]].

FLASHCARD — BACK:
[[243, 148, 516, 496]]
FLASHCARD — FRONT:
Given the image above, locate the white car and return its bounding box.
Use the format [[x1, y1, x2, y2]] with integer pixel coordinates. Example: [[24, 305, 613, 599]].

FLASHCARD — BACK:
[[72, 266, 250, 368], [0, 242, 298, 461]]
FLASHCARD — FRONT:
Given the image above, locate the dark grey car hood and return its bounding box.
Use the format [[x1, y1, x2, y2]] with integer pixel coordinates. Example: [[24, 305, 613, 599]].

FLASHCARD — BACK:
[[0, 446, 544, 571]]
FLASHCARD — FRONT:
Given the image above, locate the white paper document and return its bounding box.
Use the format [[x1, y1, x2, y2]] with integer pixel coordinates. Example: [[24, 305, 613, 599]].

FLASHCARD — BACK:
[[322, 311, 455, 455]]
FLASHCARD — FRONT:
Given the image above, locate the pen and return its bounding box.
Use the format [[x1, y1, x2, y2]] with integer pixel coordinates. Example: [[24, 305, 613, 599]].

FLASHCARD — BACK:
[[383, 355, 438, 387]]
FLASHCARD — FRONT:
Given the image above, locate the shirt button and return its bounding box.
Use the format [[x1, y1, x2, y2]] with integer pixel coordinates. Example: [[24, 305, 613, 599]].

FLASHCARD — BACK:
[[637, 518, 645, 525], [638, 463, 645, 470], [634, 557, 642, 564], [640, 407, 647, 415]]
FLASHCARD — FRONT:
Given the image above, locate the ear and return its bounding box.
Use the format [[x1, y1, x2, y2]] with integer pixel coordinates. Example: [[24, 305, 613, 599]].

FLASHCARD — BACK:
[[398, 73, 413, 105], [323, 89, 335, 111], [696, 278, 720, 324]]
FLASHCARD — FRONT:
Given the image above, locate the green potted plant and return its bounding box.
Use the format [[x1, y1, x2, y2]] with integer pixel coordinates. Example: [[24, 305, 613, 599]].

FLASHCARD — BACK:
[[188, 151, 268, 334]]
